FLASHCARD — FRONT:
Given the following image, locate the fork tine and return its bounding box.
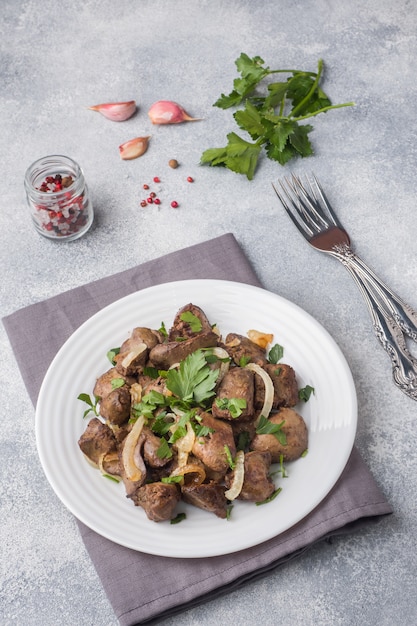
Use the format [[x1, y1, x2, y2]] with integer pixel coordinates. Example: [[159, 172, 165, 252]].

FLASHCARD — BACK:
[[271, 182, 314, 239], [309, 173, 344, 230], [273, 173, 343, 237]]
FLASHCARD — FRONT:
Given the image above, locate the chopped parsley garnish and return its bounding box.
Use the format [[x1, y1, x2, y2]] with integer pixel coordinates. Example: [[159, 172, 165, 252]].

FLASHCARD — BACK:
[[224, 444, 236, 470], [102, 473, 120, 483], [158, 321, 168, 337], [239, 355, 251, 367], [256, 487, 282, 505], [142, 366, 160, 379], [161, 475, 183, 484], [170, 512, 186, 524], [179, 311, 203, 333], [256, 415, 287, 445], [298, 385, 315, 402], [156, 438, 173, 460], [107, 347, 120, 365], [111, 378, 125, 390], [268, 343, 284, 364], [77, 393, 100, 418], [215, 397, 247, 418]]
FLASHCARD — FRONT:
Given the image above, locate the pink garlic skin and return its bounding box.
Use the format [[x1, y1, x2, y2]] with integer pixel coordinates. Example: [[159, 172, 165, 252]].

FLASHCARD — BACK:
[[148, 100, 200, 124], [89, 100, 136, 122], [119, 136, 150, 160]]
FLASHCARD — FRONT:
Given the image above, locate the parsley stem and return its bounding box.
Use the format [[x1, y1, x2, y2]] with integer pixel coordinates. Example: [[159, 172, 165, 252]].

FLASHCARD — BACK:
[[294, 101, 355, 122], [290, 59, 323, 118], [267, 69, 317, 77]]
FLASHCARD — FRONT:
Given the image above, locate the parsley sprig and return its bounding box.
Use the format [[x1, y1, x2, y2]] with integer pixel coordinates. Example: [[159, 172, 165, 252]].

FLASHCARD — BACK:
[[201, 54, 354, 179]]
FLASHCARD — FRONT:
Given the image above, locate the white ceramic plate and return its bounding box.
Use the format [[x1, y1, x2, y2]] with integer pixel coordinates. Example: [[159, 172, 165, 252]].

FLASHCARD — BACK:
[[35, 279, 357, 558]]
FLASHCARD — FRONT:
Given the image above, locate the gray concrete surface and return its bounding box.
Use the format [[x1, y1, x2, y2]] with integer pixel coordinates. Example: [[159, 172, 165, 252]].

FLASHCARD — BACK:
[[1, 1, 416, 624]]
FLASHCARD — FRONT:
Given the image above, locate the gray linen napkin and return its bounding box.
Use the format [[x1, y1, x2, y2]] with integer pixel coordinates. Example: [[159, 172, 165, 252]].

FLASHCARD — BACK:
[[3, 233, 392, 625]]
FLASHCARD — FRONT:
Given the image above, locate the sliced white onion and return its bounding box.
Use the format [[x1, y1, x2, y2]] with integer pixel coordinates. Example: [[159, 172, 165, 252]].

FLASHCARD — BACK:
[[208, 347, 230, 384], [129, 382, 143, 405], [224, 450, 245, 500], [170, 462, 206, 486], [98, 451, 120, 476], [120, 343, 147, 369], [245, 362, 274, 425], [170, 415, 195, 467], [121, 414, 146, 481]]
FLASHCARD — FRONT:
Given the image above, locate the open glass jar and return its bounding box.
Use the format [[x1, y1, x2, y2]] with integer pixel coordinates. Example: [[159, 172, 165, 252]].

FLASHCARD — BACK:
[[24, 155, 93, 241]]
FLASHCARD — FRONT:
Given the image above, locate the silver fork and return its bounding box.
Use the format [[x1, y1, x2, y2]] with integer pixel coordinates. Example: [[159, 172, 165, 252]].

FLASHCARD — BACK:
[[273, 173, 417, 401]]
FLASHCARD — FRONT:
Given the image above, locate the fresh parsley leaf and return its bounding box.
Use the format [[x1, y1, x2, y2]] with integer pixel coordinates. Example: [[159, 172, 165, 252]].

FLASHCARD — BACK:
[[224, 444, 236, 470], [193, 422, 214, 437], [298, 385, 315, 402], [142, 366, 160, 379], [150, 412, 173, 436], [215, 397, 247, 418], [77, 393, 100, 418], [111, 378, 125, 390], [107, 347, 120, 365], [170, 512, 186, 524], [156, 438, 173, 459], [159, 321, 168, 337], [166, 350, 219, 405], [201, 132, 262, 181], [179, 311, 203, 333], [161, 475, 183, 484], [256, 415, 287, 445], [234, 101, 266, 140], [239, 355, 251, 367], [268, 343, 284, 364]]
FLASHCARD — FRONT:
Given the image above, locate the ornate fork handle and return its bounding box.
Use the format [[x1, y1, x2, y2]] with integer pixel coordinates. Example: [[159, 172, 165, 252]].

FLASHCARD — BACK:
[[331, 244, 417, 400], [332, 241, 417, 341]]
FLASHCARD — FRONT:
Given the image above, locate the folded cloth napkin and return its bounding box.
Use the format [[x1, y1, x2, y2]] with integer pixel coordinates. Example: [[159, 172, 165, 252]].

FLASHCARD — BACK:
[[3, 233, 392, 625]]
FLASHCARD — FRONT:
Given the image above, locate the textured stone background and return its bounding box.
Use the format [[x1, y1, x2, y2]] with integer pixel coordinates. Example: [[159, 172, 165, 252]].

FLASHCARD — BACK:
[[1, 1, 417, 624]]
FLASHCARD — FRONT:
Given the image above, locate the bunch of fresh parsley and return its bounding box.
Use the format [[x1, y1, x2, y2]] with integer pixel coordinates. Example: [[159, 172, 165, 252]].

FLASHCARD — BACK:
[[200, 54, 354, 179]]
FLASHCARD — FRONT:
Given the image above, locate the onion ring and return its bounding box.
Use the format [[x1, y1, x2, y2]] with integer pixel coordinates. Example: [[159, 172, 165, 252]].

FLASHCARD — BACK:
[[224, 450, 245, 500], [245, 362, 274, 425]]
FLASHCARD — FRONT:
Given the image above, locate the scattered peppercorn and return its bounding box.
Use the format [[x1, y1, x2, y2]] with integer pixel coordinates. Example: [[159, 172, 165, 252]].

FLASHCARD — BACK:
[[153, 176, 161, 183], [149, 191, 156, 198], [187, 176, 194, 183], [140, 200, 147, 207], [147, 197, 153, 204], [168, 159, 179, 169], [143, 184, 149, 190], [154, 198, 161, 205], [170, 200, 179, 208]]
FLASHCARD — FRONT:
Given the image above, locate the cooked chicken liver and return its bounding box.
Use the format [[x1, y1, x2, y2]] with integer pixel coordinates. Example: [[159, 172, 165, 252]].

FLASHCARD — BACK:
[[130, 482, 180, 522], [212, 366, 255, 420], [182, 481, 228, 518]]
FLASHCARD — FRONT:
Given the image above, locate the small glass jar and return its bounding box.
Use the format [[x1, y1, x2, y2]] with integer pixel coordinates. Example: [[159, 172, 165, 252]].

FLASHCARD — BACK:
[[24, 155, 93, 241]]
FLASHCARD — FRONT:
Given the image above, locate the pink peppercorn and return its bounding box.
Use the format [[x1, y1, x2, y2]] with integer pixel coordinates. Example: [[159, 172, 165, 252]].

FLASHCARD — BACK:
[[170, 200, 179, 208]]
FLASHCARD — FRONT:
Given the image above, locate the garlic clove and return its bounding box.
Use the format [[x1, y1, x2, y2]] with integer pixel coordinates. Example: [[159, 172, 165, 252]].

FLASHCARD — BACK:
[[148, 100, 201, 124], [119, 136, 150, 160], [89, 100, 136, 122]]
